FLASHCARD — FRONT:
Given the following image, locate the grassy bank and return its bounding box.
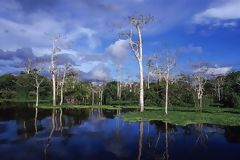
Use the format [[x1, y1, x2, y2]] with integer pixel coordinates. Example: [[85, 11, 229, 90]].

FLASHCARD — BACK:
[[121, 110, 240, 126]]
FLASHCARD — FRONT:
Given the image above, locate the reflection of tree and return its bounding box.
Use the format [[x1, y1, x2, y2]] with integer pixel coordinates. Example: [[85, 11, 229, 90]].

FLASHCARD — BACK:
[[34, 107, 38, 135], [138, 121, 144, 160], [44, 109, 56, 160], [146, 122, 153, 149], [161, 122, 169, 160], [194, 124, 208, 148], [88, 108, 105, 120]]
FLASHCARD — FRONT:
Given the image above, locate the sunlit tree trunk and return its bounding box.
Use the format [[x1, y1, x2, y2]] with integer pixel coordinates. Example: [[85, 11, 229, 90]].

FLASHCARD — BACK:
[[124, 15, 153, 112], [51, 44, 57, 107], [165, 66, 170, 114], [36, 85, 39, 107], [60, 68, 66, 106]]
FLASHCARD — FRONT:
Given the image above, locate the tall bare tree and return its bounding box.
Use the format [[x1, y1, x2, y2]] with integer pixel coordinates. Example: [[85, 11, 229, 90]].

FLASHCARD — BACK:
[[50, 35, 62, 106], [122, 15, 153, 112], [59, 65, 67, 106], [163, 56, 175, 115], [151, 53, 175, 114], [192, 65, 208, 110], [31, 66, 45, 107]]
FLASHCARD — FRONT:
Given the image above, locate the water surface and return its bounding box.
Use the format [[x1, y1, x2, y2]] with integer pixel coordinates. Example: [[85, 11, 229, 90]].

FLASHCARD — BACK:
[[0, 107, 240, 160]]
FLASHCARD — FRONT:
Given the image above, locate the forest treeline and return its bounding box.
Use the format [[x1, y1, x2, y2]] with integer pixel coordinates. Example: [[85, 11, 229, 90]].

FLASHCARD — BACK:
[[0, 71, 240, 108]]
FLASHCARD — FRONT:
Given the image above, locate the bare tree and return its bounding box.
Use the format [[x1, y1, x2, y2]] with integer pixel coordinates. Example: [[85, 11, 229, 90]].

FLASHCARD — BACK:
[[192, 65, 208, 110], [163, 56, 175, 115], [50, 35, 62, 107], [122, 15, 153, 112], [31, 65, 45, 107], [209, 70, 228, 102], [146, 57, 154, 89], [23, 58, 33, 74], [58, 64, 74, 106], [115, 64, 122, 100], [150, 53, 176, 114]]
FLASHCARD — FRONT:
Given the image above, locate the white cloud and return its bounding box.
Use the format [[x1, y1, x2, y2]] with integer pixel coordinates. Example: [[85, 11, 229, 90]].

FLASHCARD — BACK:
[[0, 16, 98, 55], [88, 64, 110, 81], [195, 66, 232, 75], [106, 39, 129, 59], [206, 67, 232, 75], [193, 0, 240, 26]]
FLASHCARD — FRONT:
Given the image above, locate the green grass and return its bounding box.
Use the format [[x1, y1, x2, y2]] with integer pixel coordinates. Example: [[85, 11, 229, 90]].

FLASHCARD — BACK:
[[121, 110, 240, 126]]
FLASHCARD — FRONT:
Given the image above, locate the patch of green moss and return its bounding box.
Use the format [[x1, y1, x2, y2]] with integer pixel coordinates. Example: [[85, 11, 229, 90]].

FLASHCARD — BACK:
[[121, 110, 240, 126]]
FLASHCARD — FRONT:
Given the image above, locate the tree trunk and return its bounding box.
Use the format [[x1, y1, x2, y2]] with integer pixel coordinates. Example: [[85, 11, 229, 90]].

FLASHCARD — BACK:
[[92, 90, 94, 106], [218, 84, 221, 101], [36, 85, 39, 107], [52, 74, 56, 106], [147, 72, 150, 89], [100, 91, 103, 106], [60, 85, 63, 105], [139, 60, 144, 112], [165, 73, 169, 115], [51, 41, 57, 107], [137, 25, 144, 112], [200, 96, 203, 110]]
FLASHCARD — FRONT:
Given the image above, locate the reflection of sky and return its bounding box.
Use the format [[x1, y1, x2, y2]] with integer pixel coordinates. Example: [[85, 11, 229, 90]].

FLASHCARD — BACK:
[[0, 109, 240, 159]]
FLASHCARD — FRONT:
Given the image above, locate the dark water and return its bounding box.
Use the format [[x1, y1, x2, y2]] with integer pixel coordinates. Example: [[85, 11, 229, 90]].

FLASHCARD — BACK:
[[0, 107, 240, 160]]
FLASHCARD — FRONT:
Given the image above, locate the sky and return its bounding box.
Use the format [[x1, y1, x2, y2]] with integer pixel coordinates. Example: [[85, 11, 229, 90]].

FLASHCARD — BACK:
[[0, 0, 240, 81]]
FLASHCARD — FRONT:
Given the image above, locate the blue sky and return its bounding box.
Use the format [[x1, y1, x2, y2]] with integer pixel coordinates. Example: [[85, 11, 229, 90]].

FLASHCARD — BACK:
[[0, 0, 239, 80]]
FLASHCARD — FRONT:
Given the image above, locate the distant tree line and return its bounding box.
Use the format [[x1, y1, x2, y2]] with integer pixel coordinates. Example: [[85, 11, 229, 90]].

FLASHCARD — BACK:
[[0, 71, 240, 108]]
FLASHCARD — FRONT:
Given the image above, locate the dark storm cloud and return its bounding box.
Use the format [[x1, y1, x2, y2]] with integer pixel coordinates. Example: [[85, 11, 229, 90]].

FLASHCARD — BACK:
[[0, 48, 35, 61], [0, 48, 77, 75]]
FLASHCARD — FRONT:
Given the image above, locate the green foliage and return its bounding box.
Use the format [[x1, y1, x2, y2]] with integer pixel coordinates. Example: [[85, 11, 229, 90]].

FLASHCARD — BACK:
[[1, 71, 240, 109], [0, 74, 17, 99], [121, 109, 240, 126]]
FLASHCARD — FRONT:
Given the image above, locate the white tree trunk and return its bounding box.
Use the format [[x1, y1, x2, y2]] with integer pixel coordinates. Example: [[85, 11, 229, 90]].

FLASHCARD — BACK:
[[165, 78, 169, 115], [137, 26, 144, 112], [165, 70, 169, 115], [36, 85, 39, 107], [60, 85, 63, 105], [52, 74, 56, 106], [139, 61, 144, 112], [51, 40, 57, 107]]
